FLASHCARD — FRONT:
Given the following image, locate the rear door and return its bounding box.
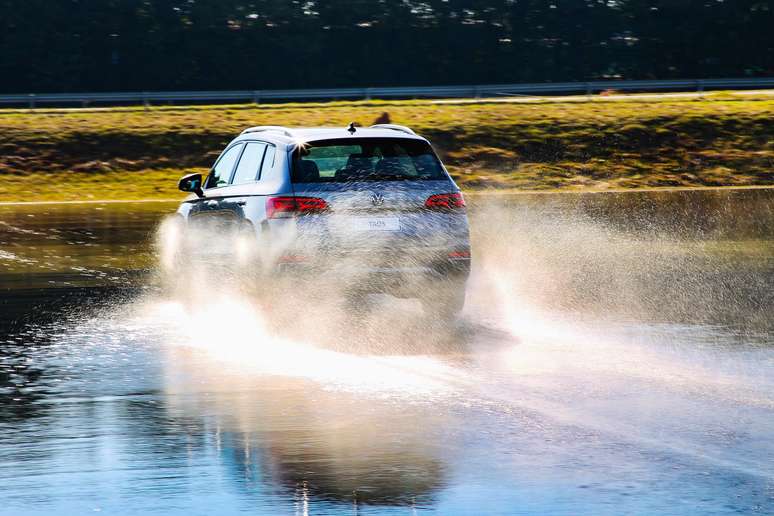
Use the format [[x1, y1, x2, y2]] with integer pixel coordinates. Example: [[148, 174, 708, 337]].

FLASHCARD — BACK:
[[218, 141, 268, 219]]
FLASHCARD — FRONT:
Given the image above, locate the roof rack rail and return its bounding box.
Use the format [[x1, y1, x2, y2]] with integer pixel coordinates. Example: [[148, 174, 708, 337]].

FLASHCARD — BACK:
[[241, 125, 295, 137], [369, 124, 416, 135]]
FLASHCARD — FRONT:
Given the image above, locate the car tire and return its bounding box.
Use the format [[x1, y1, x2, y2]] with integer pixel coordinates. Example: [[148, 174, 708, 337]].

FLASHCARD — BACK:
[[421, 286, 465, 320], [234, 223, 261, 279], [344, 288, 374, 317]]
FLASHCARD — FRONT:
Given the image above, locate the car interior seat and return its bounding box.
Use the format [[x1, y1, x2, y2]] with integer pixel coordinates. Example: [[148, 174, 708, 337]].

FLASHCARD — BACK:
[[335, 154, 374, 181], [296, 160, 320, 182]]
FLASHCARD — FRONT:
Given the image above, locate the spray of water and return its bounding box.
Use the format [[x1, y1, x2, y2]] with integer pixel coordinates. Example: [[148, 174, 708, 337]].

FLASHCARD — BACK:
[[150, 193, 774, 397], [5, 192, 773, 512]]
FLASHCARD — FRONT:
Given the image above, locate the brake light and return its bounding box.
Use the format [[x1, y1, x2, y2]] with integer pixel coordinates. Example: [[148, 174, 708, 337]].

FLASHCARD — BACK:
[[425, 193, 466, 211], [266, 196, 328, 218], [448, 250, 471, 259]]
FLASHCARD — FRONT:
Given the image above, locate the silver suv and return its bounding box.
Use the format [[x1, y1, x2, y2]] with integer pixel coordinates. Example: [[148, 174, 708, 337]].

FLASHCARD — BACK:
[[173, 124, 470, 317]]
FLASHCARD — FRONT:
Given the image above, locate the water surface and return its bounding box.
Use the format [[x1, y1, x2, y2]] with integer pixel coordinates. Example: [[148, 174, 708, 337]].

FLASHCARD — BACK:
[[1, 191, 773, 515]]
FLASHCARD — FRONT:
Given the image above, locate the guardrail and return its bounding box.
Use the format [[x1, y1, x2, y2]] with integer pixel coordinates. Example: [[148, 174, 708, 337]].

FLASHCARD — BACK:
[[2, 77, 773, 108]]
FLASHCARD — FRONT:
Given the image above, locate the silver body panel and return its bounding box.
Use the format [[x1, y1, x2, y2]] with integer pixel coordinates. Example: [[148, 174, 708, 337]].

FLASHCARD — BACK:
[[175, 126, 471, 298]]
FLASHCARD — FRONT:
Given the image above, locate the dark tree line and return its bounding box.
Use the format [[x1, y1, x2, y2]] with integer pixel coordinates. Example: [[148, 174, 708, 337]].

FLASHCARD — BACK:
[[0, 0, 771, 93]]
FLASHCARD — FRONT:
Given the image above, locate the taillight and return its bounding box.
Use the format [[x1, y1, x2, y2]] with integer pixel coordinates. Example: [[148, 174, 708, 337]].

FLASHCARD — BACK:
[[266, 196, 328, 218], [448, 250, 471, 260], [425, 192, 466, 211]]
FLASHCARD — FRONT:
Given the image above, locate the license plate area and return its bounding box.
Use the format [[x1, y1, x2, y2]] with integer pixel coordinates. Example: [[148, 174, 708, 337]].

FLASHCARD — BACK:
[[352, 217, 401, 231]]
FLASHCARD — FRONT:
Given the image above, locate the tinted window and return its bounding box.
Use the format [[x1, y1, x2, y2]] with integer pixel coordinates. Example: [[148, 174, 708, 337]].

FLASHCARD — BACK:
[[232, 142, 267, 185], [260, 146, 276, 179], [207, 144, 243, 188], [292, 138, 446, 183]]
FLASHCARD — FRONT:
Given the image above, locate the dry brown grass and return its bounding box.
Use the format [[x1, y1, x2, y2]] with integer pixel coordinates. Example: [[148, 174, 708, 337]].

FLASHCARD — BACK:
[[0, 93, 772, 201]]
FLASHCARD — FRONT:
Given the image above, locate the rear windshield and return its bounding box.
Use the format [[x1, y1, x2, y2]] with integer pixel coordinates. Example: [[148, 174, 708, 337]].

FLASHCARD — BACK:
[[292, 138, 447, 183]]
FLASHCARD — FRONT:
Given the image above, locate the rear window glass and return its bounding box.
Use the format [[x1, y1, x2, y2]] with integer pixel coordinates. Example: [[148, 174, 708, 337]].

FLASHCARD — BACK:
[[292, 138, 447, 183]]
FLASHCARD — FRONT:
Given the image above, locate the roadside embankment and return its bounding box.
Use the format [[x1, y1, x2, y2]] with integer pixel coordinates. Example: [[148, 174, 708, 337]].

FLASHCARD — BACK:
[[0, 91, 772, 201]]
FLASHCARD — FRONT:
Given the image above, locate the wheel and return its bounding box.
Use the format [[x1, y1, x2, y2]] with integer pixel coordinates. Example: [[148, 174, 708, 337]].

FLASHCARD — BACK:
[[420, 286, 465, 320], [156, 215, 192, 297], [233, 223, 261, 280], [157, 215, 187, 274], [343, 288, 374, 318]]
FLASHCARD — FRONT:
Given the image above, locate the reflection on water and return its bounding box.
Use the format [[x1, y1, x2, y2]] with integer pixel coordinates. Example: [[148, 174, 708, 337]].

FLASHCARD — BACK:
[[1, 190, 774, 515]]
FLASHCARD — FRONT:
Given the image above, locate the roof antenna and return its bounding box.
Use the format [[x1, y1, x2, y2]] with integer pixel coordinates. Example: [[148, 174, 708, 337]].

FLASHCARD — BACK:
[[347, 122, 357, 134]]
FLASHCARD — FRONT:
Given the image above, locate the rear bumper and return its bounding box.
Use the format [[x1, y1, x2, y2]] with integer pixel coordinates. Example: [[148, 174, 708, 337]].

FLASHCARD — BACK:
[[276, 249, 470, 295]]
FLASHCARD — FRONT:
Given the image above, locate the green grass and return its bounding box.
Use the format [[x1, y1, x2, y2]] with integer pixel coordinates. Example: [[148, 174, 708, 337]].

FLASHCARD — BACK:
[[0, 91, 772, 201]]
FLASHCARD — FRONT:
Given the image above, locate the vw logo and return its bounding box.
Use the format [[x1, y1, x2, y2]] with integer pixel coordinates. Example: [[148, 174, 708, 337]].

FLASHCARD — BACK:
[[370, 192, 385, 206]]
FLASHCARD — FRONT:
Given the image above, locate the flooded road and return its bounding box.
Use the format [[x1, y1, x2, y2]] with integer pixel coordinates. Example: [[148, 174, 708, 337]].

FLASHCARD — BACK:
[[1, 190, 774, 515]]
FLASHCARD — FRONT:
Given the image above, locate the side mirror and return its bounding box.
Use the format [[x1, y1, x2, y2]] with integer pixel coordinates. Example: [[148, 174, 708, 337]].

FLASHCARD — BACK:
[[178, 173, 204, 197]]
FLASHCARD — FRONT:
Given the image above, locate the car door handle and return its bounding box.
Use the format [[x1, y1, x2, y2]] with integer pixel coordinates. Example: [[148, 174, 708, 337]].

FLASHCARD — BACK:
[[236, 200, 247, 206]]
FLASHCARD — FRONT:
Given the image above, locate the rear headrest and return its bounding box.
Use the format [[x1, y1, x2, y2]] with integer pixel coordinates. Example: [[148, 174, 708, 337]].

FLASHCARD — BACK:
[[375, 157, 403, 174], [297, 160, 320, 182], [335, 154, 373, 181], [346, 153, 371, 168]]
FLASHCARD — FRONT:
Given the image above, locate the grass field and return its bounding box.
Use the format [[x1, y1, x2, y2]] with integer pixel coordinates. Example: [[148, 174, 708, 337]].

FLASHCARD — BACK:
[[0, 91, 772, 201]]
